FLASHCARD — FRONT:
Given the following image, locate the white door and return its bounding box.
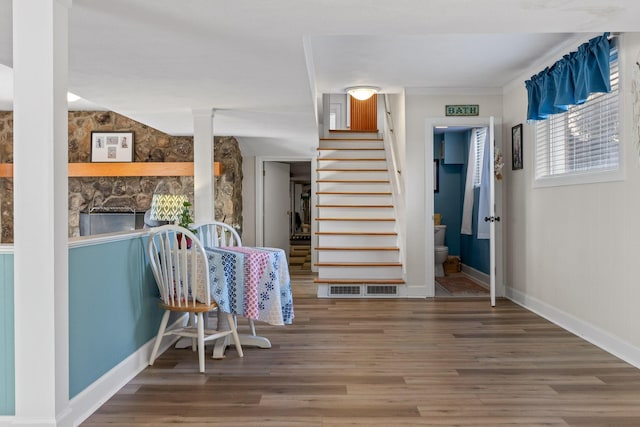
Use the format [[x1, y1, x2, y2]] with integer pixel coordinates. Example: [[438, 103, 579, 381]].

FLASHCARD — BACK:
[[487, 117, 497, 306], [263, 161, 291, 258], [477, 118, 498, 306]]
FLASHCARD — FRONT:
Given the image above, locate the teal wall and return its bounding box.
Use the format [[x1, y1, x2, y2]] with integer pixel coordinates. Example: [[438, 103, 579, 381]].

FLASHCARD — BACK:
[[433, 131, 490, 275], [433, 133, 463, 257], [1, 236, 166, 407], [0, 253, 15, 415], [460, 187, 490, 274], [69, 236, 163, 398]]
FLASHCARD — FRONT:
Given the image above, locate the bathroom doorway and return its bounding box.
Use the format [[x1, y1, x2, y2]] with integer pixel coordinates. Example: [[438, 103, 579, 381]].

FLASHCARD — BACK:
[[427, 117, 503, 305]]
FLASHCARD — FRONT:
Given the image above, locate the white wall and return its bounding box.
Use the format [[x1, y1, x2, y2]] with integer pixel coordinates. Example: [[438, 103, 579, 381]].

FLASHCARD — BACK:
[[502, 33, 640, 367], [404, 90, 503, 296], [387, 92, 407, 178]]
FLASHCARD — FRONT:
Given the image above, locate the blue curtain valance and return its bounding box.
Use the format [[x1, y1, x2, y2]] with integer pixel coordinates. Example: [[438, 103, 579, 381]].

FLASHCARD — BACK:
[[525, 32, 611, 121]]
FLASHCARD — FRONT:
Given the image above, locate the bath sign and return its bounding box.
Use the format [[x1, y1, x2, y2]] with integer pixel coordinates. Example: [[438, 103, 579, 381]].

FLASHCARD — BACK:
[[445, 104, 479, 116]]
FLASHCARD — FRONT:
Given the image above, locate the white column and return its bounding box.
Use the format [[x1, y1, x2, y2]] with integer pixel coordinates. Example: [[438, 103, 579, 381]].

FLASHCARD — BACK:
[[192, 108, 215, 222], [13, 0, 71, 424]]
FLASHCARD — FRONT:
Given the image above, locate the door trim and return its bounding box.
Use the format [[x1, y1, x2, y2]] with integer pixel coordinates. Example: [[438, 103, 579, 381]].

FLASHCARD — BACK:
[[425, 117, 504, 299], [255, 155, 316, 270]]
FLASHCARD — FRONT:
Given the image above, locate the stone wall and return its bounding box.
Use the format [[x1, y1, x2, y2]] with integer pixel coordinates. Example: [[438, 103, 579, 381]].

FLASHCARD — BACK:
[[0, 111, 242, 243]]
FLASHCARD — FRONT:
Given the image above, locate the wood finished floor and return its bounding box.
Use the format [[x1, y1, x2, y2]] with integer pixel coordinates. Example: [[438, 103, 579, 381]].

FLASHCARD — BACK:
[[82, 272, 640, 426]]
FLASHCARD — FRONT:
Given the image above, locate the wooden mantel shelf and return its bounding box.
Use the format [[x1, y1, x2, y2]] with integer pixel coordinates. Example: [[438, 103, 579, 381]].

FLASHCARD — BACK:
[[0, 162, 222, 178], [68, 162, 194, 177]]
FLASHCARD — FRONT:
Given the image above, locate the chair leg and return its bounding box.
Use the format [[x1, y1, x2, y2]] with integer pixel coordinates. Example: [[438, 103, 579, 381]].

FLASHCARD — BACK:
[[197, 312, 206, 373], [249, 318, 256, 336], [149, 310, 171, 366], [188, 312, 197, 351], [226, 312, 244, 357]]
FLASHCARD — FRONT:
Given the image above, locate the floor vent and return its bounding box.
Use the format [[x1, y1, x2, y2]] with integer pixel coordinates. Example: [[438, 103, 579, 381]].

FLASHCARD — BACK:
[[329, 285, 361, 296], [366, 285, 397, 295]]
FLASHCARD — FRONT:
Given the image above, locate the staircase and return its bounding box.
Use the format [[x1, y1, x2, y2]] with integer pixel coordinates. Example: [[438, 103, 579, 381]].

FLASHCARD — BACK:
[[314, 131, 404, 297], [289, 239, 312, 271]]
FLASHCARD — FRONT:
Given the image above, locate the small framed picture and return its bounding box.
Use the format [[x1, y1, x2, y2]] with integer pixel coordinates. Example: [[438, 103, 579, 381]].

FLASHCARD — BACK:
[[91, 131, 134, 162], [511, 124, 523, 170]]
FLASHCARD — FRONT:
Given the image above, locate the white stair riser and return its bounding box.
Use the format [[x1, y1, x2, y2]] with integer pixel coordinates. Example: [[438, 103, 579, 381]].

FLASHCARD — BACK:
[[317, 266, 403, 280], [318, 150, 385, 159], [323, 132, 380, 139], [317, 160, 387, 169], [318, 251, 400, 263], [317, 235, 398, 246], [317, 221, 395, 233], [316, 170, 389, 181], [317, 182, 391, 192], [318, 194, 392, 205], [318, 207, 394, 218], [319, 140, 384, 149]]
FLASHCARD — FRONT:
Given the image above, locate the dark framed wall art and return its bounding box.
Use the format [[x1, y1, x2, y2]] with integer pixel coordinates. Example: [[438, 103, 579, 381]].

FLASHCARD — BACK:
[[511, 124, 523, 170]]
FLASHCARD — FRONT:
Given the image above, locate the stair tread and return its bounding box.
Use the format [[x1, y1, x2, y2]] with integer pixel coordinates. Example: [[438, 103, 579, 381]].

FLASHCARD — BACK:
[[316, 231, 397, 235], [314, 278, 405, 284], [318, 158, 386, 161], [317, 204, 393, 208], [317, 191, 392, 195], [317, 179, 390, 183], [320, 137, 384, 142], [315, 262, 402, 267], [316, 246, 399, 251], [317, 217, 395, 221], [290, 248, 311, 254], [318, 147, 384, 151]]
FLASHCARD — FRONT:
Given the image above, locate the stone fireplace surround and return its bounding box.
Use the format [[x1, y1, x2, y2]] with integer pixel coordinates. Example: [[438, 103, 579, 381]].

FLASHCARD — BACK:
[[0, 111, 242, 243]]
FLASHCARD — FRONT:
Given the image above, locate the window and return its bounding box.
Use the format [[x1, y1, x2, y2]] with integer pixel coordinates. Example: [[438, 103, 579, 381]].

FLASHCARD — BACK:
[[472, 127, 487, 187], [534, 43, 620, 186]]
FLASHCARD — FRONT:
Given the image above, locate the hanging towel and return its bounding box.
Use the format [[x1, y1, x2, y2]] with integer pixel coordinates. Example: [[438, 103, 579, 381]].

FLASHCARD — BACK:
[[477, 129, 491, 240], [460, 131, 477, 235]]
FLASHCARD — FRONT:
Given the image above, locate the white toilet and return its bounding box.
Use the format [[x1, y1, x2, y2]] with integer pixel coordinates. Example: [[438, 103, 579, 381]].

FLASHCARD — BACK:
[[434, 225, 449, 277]]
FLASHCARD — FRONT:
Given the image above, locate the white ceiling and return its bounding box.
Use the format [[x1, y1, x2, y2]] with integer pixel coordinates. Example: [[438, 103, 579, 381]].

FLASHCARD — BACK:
[[1, 0, 639, 155]]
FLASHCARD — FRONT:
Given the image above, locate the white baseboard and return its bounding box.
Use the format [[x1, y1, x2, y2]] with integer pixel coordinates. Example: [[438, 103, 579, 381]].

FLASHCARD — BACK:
[[1, 335, 176, 427], [60, 316, 186, 427], [460, 264, 489, 288], [506, 287, 640, 370]]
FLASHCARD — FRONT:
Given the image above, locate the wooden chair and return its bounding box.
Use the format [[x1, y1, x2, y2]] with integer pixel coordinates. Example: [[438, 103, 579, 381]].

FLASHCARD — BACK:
[[147, 224, 243, 373], [192, 221, 257, 336]]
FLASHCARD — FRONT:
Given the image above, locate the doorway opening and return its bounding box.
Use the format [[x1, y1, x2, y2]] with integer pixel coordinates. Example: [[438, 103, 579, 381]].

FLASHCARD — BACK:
[[426, 117, 502, 305], [289, 162, 312, 272], [260, 160, 312, 272], [433, 126, 490, 299]]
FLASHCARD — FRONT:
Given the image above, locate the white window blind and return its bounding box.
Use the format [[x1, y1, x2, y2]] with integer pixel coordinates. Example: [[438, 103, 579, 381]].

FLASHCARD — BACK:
[[535, 43, 619, 183], [472, 127, 487, 186]]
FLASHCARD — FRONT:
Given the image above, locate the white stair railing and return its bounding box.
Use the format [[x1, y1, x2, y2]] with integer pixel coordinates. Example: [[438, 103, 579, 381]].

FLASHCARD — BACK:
[[382, 94, 406, 278]]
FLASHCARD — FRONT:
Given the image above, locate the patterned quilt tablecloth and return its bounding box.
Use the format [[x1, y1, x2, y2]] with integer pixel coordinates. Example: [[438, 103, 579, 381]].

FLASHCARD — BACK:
[[205, 246, 294, 326]]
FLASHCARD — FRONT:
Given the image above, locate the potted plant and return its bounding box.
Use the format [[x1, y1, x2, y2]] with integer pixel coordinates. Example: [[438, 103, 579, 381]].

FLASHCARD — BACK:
[[177, 201, 196, 249]]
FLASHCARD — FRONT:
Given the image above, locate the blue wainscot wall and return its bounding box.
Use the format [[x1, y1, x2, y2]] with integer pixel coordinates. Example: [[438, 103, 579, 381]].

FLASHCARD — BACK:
[[69, 234, 163, 398], [0, 251, 15, 416], [1, 232, 166, 423]]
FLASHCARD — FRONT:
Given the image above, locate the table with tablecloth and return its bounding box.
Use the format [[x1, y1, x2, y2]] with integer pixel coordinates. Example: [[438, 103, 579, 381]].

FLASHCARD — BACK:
[[204, 246, 294, 357]]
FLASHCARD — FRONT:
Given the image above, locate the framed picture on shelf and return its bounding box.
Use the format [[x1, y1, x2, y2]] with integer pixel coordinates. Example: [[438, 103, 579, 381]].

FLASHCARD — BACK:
[[91, 131, 134, 162], [511, 124, 523, 170]]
